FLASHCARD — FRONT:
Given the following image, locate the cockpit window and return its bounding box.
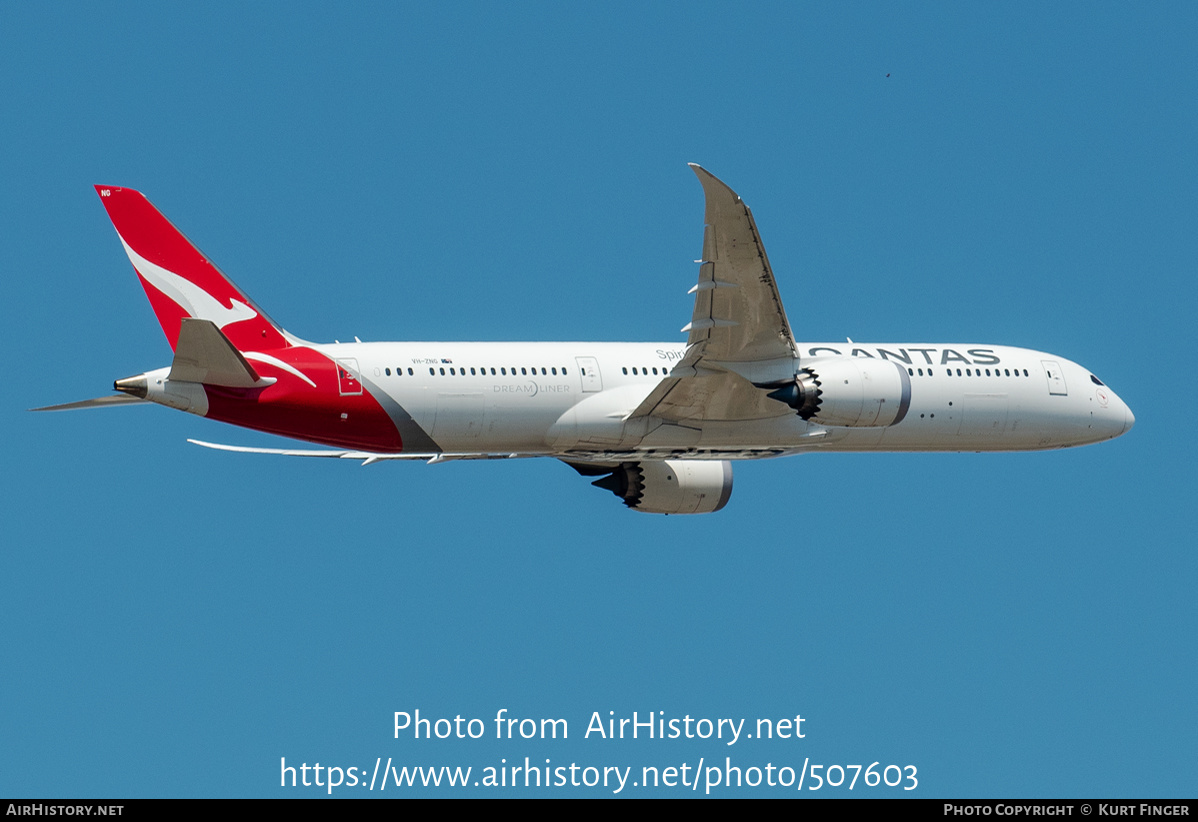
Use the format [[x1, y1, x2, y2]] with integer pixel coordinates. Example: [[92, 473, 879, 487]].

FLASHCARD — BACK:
[[1090, 374, 1105, 386]]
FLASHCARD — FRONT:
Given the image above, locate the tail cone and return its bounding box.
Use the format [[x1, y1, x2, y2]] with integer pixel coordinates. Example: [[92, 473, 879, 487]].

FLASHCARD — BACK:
[[114, 374, 148, 399]]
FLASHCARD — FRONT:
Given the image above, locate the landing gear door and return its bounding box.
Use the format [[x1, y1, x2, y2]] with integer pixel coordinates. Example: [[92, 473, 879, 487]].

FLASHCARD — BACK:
[[576, 357, 602, 393], [1041, 360, 1067, 396], [336, 358, 363, 396]]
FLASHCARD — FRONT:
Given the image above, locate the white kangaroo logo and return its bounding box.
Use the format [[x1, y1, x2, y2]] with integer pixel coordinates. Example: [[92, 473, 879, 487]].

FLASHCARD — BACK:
[[120, 238, 258, 329]]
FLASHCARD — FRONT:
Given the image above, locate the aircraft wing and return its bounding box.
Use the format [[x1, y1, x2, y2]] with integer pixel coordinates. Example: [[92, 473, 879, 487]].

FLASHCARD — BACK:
[[187, 439, 530, 466], [629, 165, 798, 424], [682, 164, 797, 363]]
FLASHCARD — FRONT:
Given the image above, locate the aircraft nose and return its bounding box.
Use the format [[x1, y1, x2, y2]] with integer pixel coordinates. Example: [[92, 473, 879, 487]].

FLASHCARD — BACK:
[[1104, 391, 1133, 439], [1091, 382, 1133, 441]]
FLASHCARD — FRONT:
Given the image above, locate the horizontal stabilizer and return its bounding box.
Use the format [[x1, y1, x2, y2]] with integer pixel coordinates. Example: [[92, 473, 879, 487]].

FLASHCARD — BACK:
[[31, 395, 149, 412], [169, 318, 272, 388]]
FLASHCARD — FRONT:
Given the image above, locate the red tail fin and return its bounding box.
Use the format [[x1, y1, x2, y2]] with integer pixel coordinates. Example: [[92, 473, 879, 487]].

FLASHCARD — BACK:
[[95, 186, 289, 352]]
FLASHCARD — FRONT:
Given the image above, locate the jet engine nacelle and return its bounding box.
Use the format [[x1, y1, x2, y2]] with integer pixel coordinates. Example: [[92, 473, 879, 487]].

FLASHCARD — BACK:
[[590, 459, 733, 514], [766, 357, 912, 428]]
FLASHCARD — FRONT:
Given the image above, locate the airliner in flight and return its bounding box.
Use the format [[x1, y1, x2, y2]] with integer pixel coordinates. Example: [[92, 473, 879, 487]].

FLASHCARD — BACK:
[[36, 166, 1134, 513]]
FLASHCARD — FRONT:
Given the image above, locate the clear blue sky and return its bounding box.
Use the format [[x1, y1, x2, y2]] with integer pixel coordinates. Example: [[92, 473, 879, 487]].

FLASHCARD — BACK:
[[2, 2, 1193, 797]]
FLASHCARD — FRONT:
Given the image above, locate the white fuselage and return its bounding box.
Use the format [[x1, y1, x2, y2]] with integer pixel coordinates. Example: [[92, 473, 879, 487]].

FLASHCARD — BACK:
[[312, 340, 1134, 459]]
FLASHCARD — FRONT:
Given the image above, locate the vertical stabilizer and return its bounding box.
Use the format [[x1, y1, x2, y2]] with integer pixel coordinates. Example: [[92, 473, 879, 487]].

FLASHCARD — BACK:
[[94, 186, 290, 352]]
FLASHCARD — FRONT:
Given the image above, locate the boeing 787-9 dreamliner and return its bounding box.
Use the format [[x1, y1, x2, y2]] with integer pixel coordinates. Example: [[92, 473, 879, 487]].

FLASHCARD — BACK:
[[36, 166, 1134, 513]]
